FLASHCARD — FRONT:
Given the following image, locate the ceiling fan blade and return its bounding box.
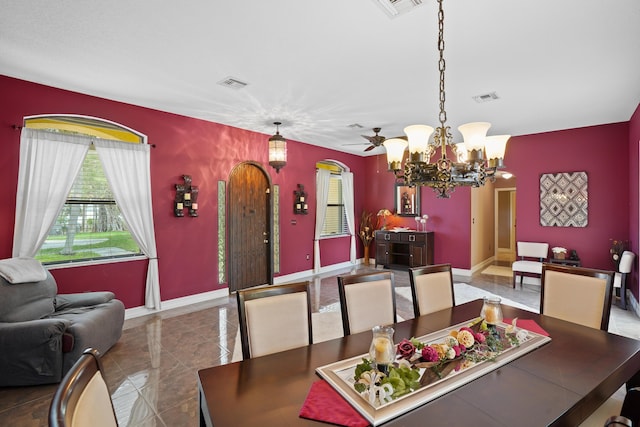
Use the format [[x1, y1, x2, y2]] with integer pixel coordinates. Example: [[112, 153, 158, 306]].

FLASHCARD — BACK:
[[364, 145, 375, 152]]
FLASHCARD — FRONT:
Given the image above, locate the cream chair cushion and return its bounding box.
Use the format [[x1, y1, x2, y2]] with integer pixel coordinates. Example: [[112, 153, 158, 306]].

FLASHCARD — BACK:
[[245, 292, 310, 358], [413, 271, 453, 315], [344, 279, 394, 334], [542, 270, 608, 330], [72, 371, 118, 427]]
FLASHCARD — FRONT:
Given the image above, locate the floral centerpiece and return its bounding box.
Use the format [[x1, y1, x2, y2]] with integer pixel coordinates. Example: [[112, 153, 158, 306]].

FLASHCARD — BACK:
[[353, 318, 529, 407]]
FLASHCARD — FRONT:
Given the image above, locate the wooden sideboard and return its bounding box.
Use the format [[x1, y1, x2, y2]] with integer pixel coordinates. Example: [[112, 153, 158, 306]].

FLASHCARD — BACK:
[[375, 230, 434, 270]]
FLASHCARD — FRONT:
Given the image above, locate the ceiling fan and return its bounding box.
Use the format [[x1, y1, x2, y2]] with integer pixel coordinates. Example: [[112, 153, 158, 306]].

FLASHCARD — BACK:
[[360, 127, 386, 151], [343, 127, 387, 152]]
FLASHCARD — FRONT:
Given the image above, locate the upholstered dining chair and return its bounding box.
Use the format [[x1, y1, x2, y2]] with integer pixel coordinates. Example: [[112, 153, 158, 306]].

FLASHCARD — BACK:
[[409, 264, 455, 317], [337, 271, 396, 335], [236, 282, 312, 359], [614, 251, 636, 310], [540, 264, 615, 331], [49, 348, 118, 427]]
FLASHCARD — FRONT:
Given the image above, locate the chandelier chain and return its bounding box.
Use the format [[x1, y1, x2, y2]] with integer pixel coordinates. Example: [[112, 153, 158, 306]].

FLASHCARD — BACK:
[[437, 0, 446, 127]]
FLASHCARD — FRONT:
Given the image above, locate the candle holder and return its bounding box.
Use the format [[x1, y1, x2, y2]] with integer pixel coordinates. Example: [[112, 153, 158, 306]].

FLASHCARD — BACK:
[[481, 297, 503, 325], [293, 184, 308, 215], [174, 175, 199, 217], [369, 325, 395, 375]]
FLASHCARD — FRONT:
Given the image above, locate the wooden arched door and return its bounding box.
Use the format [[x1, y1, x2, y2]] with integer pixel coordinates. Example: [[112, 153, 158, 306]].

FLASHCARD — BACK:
[[228, 162, 272, 292]]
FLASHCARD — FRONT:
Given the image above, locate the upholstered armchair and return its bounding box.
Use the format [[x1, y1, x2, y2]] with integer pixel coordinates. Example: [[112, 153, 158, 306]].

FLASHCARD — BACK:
[[0, 258, 125, 386]]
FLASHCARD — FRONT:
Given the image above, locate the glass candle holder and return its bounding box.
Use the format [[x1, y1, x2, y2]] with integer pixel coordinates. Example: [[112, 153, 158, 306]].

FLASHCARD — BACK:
[[481, 297, 503, 325], [369, 325, 395, 374]]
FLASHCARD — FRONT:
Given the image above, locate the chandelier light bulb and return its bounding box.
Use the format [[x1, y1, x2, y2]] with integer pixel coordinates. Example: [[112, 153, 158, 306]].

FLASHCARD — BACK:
[[404, 125, 434, 161], [382, 138, 408, 171]]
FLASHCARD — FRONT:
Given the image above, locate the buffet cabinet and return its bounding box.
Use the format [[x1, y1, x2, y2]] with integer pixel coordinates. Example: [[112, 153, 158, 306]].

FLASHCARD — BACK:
[[375, 230, 434, 270]]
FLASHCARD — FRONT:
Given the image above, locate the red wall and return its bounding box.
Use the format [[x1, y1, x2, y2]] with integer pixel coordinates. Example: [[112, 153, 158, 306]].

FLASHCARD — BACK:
[[1, 75, 637, 308], [507, 123, 630, 270], [363, 151, 473, 269], [0, 75, 365, 308]]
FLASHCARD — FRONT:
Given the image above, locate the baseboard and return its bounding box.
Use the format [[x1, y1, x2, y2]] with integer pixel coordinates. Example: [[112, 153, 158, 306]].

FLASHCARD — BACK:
[[124, 288, 228, 320], [125, 261, 361, 319], [625, 289, 640, 317]]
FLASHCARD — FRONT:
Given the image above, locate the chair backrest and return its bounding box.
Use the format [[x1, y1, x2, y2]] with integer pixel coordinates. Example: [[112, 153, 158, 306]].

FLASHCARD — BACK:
[[540, 264, 614, 331], [337, 271, 396, 335], [236, 282, 312, 359], [619, 251, 636, 274], [49, 348, 118, 427], [409, 264, 454, 317], [517, 242, 549, 260]]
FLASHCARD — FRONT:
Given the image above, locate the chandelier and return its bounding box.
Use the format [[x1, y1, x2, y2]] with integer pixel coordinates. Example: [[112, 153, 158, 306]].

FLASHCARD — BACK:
[[384, 0, 510, 198]]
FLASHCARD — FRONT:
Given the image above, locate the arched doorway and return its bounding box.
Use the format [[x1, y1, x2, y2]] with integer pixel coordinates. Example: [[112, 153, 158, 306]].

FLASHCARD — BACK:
[[228, 162, 272, 292]]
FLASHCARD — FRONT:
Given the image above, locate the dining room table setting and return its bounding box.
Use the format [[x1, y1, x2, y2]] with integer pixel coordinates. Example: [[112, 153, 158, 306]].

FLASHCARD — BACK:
[[198, 298, 640, 427]]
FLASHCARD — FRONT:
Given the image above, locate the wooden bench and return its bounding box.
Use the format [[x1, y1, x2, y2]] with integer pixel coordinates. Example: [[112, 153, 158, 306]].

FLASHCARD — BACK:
[[512, 242, 549, 288]]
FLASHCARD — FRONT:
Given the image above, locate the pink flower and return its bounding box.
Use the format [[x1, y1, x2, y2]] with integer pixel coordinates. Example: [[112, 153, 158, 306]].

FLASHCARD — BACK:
[[396, 339, 416, 359], [474, 332, 486, 343], [421, 346, 440, 362], [452, 345, 462, 357]]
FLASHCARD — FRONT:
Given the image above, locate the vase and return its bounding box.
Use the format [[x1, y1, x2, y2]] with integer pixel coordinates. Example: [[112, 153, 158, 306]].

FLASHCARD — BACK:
[[369, 325, 394, 374], [364, 245, 370, 265]]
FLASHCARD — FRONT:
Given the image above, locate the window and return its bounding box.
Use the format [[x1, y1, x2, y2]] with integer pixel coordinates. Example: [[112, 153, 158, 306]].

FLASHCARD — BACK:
[[25, 116, 142, 265], [36, 148, 141, 264], [319, 162, 349, 237]]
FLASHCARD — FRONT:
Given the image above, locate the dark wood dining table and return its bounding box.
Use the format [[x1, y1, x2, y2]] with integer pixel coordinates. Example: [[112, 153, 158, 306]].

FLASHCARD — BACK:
[[198, 299, 640, 427]]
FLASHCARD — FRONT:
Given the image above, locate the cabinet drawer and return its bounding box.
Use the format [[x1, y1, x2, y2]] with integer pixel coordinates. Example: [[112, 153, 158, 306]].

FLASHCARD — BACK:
[[401, 233, 425, 242], [376, 231, 401, 241]]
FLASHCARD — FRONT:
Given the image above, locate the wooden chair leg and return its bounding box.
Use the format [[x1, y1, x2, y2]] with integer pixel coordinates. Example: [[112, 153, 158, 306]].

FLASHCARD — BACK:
[[620, 274, 627, 310]]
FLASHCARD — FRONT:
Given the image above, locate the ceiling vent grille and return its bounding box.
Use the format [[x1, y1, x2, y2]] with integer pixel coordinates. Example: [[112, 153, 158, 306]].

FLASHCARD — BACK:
[[473, 92, 500, 103], [373, 0, 424, 18], [217, 77, 249, 90]]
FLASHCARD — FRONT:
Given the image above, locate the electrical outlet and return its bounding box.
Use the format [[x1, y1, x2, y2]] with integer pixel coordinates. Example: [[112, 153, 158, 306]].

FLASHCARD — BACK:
[[306, 254, 310, 260]]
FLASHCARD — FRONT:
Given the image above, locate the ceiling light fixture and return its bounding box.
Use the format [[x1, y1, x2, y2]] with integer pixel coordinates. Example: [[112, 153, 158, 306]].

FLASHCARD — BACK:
[[268, 121, 287, 173], [384, 0, 510, 198]]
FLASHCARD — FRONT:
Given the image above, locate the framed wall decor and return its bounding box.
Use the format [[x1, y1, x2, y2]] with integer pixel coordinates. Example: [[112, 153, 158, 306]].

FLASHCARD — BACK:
[[539, 171, 588, 227], [395, 184, 420, 216]]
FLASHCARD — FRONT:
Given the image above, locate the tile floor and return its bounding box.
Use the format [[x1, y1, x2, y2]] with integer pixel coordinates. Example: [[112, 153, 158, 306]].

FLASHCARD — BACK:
[[1, 264, 638, 426]]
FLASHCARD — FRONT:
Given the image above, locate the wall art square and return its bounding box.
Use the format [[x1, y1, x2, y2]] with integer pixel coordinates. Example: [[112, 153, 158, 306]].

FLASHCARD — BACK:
[[539, 171, 588, 227]]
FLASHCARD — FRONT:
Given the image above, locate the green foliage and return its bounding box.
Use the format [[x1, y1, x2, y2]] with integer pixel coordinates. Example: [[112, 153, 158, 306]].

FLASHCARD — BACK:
[[36, 231, 140, 263]]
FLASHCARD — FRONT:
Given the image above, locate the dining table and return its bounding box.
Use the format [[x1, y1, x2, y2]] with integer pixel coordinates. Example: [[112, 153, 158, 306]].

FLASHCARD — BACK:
[[198, 299, 640, 427]]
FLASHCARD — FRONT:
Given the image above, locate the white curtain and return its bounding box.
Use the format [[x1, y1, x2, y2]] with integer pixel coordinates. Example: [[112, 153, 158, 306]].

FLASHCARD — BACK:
[[341, 171, 356, 264], [94, 139, 160, 310], [314, 168, 331, 273], [13, 128, 90, 257]]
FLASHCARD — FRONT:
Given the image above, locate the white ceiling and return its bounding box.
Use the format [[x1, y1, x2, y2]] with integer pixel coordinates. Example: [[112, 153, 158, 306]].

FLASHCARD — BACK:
[[1, 0, 639, 156]]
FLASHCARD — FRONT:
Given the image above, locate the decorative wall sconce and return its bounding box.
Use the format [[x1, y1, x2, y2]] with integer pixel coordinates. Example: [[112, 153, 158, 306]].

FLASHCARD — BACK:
[[268, 121, 287, 173], [174, 175, 199, 217], [293, 184, 308, 215]]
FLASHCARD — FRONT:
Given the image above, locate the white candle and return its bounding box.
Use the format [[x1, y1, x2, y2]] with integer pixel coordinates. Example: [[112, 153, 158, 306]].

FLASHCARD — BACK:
[[184, 193, 191, 201], [373, 337, 392, 364], [176, 203, 183, 210], [192, 203, 198, 210]]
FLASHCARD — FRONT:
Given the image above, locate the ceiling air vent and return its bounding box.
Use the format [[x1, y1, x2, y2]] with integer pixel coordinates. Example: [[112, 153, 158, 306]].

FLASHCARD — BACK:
[[217, 77, 249, 90], [473, 92, 500, 103], [372, 0, 424, 18]]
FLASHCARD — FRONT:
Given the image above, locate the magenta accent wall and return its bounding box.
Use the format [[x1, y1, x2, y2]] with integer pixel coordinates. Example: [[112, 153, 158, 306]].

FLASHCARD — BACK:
[[1, 75, 638, 308], [363, 152, 473, 269], [507, 123, 630, 270], [0, 75, 364, 308], [628, 103, 640, 300]]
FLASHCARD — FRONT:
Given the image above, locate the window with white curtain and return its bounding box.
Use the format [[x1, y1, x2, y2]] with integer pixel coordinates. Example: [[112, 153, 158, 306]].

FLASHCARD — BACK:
[[318, 161, 349, 237], [24, 116, 142, 265], [35, 147, 141, 264]]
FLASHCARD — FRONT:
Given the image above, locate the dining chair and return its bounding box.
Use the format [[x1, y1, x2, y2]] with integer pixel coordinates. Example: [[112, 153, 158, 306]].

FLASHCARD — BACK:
[[512, 241, 549, 288], [337, 271, 396, 335], [614, 251, 636, 309], [49, 348, 118, 427], [540, 264, 614, 331], [236, 281, 312, 359], [408, 263, 455, 317]]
